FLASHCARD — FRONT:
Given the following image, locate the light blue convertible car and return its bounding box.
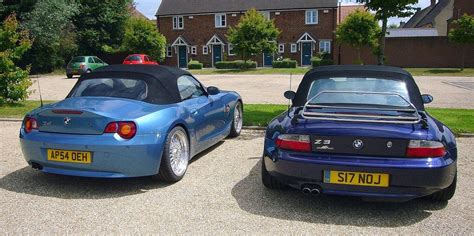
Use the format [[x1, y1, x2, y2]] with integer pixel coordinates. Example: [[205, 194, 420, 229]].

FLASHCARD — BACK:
[[20, 65, 243, 182]]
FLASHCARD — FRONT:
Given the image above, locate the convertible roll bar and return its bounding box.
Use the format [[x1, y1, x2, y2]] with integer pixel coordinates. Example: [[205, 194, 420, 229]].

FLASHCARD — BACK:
[[301, 91, 421, 124]]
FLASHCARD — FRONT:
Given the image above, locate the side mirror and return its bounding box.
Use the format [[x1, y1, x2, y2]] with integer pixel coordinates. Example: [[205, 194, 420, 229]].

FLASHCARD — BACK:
[[284, 90, 296, 100], [422, 94, 434, 104], [207, 86, 220, 95]]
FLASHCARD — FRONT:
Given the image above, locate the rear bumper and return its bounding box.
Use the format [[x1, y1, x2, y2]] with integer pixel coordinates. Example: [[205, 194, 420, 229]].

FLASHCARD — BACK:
[[66, 68, 87, 75], [264, 141, 457, 201], [20, 130, 165, 178]]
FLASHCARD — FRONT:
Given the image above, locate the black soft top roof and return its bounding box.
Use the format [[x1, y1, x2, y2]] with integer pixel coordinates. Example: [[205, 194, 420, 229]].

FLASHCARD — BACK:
[[76, 65, 191, 104], [293, 65, 425, 110]]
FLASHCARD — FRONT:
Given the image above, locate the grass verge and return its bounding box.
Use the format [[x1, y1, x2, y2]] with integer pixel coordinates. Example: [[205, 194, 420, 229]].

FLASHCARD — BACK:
[[243, 104, 474, 135], [1, 102, 472, 135], [189, 67, 474, 77]]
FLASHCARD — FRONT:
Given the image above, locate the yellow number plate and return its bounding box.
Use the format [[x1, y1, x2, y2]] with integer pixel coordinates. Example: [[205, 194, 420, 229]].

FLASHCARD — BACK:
[[324, 171, 389, 187], [47, 149, 92, 164]]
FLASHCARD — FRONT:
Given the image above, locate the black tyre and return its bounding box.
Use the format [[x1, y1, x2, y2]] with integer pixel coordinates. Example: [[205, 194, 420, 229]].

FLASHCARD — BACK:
[[155, 126, 190, 183], [261, 157, 287, 190], [66, 74, 73, 78], [430, 174, 457, 201], [228, 101, 243, 138]]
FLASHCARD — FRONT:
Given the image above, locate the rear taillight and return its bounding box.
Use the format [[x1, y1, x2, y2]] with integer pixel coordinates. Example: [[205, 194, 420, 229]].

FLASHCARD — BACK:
[[276, 134, 311, 152], [406, 140, 446, 158], [24, 117, 38, 133], [104, 122, 137, 139]]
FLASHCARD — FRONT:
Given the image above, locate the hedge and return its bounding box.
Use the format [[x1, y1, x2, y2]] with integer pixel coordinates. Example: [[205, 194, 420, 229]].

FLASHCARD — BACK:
[[215, 60, 257, 69], [273, 58, 297, 68], [311, 57, 333, 67], [188, 60, 203, 70]]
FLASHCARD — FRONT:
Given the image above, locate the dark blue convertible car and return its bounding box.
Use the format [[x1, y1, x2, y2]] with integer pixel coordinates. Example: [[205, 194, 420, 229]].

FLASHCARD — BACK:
[[262, 66, 457, 202]]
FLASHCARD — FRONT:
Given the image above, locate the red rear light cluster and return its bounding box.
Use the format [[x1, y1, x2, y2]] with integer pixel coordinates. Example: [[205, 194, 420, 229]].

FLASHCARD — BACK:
[[104, 122, 137, 139], [406, 140, 446, 158], [276, 134, 311, 152], [24, 117, 38, 133]]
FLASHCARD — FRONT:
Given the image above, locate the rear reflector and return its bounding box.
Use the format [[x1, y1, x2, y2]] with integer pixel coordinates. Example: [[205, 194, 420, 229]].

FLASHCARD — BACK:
[[104, 121, 137, 139], [24, 117, 38, 133], [276, 134, 311, 152], [406, 140, 446, 158], [52, 110, 83, 115]]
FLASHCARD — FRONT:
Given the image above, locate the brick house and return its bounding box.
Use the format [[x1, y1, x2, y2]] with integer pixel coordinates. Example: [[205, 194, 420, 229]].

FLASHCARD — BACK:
[[156, 0, 341, 68]]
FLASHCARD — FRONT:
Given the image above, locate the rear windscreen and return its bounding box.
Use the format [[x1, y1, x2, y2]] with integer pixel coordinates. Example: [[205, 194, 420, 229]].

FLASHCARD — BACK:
[[307, 77, 411, 107], [69, 78, 148, 101], [126, 56, 142, 62], [70, 57, 85, 63]]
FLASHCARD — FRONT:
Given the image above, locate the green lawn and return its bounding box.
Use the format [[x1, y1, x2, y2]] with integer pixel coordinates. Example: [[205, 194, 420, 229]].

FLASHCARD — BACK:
[[243, 104, 474, 135], [1, 101, 473, 135], [188, 67, 474, 77]]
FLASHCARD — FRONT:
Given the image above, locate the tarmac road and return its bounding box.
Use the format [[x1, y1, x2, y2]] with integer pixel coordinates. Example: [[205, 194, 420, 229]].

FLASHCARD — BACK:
[[28, 74, 474, 109], [0, 122, 473, 234]]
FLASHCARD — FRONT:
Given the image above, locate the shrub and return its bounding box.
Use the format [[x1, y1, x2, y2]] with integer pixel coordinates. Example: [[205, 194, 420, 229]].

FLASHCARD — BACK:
[[188, 60, 203, 70], [215, 60, 257, 69], [311, 57, 333, 67], [273, 58, 297, 68]]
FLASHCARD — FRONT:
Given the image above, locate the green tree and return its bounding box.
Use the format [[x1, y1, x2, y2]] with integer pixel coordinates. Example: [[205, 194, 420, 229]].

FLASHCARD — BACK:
[[22, 0, 79, 73], [74, 0, 132, 55], [449, 14, 474, 71], [361, 0, 418, 65], [336, 10, 381, 64], [0, 0, 37, 21], [0, 14, 32, 104], [122, 17, 167, 62], [227, 9, 280, 68]]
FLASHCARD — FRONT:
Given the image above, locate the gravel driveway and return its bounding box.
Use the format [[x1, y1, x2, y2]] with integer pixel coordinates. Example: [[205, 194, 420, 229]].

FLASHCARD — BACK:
[[28, 74, 474, 108], [1, 122, 473, 234]]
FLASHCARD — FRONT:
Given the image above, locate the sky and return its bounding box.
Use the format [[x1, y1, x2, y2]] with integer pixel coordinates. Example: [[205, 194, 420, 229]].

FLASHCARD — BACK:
[[134, 0, 432, 25]]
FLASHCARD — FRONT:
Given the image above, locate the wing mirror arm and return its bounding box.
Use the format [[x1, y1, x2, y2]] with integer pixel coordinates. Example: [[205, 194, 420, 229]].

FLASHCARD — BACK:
[[284, 90, 296, 118]]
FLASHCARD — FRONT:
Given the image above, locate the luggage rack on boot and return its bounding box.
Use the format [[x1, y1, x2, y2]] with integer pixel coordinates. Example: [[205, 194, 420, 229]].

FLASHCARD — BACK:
[[301, 91, 421, 124]]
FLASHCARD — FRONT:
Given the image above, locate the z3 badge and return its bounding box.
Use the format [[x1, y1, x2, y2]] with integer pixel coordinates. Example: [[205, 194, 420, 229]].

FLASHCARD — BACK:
[[314, 139, 334, 150]]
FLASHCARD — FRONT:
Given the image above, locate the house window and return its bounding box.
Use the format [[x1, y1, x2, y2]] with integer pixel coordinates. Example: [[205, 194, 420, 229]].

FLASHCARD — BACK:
[[228, 44, 236, 56], [319, 40, 331, 53], [203, 46, 209, 55], [305, 10, 318, 25], [191, 46, 197, 55], [166, 46, 173, 57], [173, 16, 184, 29], [278, 44, 285, 53], [215, 14, 227, 28], [290, 44, 297, 53], [260, 11, 270, 20]]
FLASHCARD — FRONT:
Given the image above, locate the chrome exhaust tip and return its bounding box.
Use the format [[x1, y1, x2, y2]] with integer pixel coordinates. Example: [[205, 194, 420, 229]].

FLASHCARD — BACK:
[[310, 188, 321, 196], [302, 187, 312, 195]]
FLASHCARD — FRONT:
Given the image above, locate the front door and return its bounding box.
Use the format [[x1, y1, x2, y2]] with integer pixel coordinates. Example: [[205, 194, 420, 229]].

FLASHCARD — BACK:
[[302, 42, 312, 66], [263, 53, 273, 67], [178, 46, 188, 68], [213, 45, 222, 67]]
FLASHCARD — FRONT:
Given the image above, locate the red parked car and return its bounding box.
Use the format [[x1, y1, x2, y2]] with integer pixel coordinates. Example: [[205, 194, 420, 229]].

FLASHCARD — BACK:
[[123, 54, 159, 65]]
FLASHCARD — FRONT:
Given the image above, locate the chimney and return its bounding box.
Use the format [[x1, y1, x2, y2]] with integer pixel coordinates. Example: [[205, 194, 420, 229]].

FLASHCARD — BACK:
[[431, 0, 437, 6]]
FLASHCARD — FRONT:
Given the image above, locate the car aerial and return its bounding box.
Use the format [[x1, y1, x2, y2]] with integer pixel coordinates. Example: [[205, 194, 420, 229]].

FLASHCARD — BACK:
[[262, 65, 457, 202], [20, 65, 243, 182], [66, 56, 108, 78], [123, 54, 159, 65]]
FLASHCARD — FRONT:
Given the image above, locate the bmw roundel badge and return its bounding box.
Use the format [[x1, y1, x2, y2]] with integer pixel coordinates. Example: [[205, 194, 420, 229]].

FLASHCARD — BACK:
[[353, 139, 364, 150]]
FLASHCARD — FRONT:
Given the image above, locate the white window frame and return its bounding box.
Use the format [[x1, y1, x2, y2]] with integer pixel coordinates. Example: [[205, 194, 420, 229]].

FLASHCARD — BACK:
[[319, 40, 331, 53], [290, 43, 297, 53], [202, 45, 209, 55], [228, 44, 236, 56], [215, 13, 227, 28], [278, 44, 285, 53], [259, 11, 271, 20], [173, 16, 184, 29], [305, 10, 318, 25], [191, 46, 197, 55], [166, 46, 173, 57]]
